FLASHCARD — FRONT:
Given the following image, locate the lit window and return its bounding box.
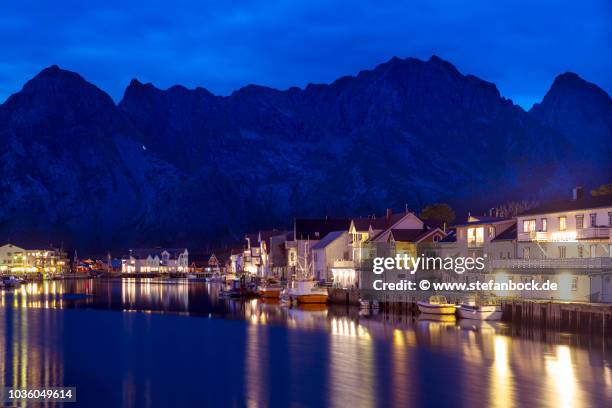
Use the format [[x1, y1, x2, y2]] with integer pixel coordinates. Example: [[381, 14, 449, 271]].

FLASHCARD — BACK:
[[523, 247, 530, 259], [559, 216, 567, 231], [467, 227, 484, 247], [571, 277, 578, 291], [575, 215, 584, 229], [523, 219, 536, 232]]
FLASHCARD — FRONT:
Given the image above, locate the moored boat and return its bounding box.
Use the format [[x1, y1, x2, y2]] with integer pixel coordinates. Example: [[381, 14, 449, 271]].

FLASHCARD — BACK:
[[222, 277, 258, 298], [258, 284, 283, 299], [458, 303, 502, 321], [288, 280, 328, 304], [1, 276, 22, 288], [416, 295, 456, 315]]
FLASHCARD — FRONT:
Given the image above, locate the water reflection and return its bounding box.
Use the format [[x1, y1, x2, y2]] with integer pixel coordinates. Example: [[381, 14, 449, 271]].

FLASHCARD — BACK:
[[0, 279, 609, 407]]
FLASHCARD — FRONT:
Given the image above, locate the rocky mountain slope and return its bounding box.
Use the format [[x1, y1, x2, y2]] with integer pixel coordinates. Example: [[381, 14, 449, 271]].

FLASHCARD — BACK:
[[0, 57, 609, 251]]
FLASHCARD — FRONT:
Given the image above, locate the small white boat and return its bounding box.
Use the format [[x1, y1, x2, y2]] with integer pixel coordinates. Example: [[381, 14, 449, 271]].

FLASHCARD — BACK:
[[288, 280, 328, 304], [417, 295, 456, 315], [1, 276, 22, 288], [458, 303, 502, 321], [258, 284, 283, 299]]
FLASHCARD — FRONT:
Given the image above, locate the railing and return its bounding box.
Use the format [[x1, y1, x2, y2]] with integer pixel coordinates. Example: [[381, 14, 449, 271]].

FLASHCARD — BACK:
[[467, 240, 484, 248], [490, 257, 612, 270], [518, 231, 548, 242], [576, 227, 610, 240], [332, 260, 355, 268]]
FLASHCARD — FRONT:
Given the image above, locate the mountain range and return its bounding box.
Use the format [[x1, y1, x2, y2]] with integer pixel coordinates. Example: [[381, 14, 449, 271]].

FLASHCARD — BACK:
[[0, 56, 610, 252]]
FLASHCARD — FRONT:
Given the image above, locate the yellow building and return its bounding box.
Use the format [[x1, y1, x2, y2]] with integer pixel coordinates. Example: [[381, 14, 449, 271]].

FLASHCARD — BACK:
[[0, 243, 68, 276]]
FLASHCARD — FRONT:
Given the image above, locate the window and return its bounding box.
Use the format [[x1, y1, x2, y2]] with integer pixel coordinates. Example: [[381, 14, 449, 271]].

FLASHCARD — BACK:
[[523, 219, 536, 232], [467, 227, 484, 247], [590, 213, 597, 227], [559, 216, 567, 231], [571, 277, 578, 291], [559, 246, 566, 258], [433, 235, 440, 242], [575, 215, 583, 229], [590, 245, 597, 258], [488, 226, 495, 238], [508, 252, 511, 259], [578, 246, 583, 258], [541, 218, 547, 232], [523, 247, 530, 259]]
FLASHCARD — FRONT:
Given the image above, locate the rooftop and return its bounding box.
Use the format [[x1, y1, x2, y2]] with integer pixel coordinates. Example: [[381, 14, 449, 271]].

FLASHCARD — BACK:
[[453, 217, 512, 228], [295, 218, 351, 240], [311, 231, 346, 250], [492, 223, 517, 241], [517, 195, 612, 217]]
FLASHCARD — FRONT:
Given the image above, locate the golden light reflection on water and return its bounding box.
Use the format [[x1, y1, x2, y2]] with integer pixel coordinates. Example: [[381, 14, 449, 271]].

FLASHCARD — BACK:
[[489, 336, 515, 408], [545, 345, 584, 408], [0, 306, 64, 408], [0, 280, 609, 407], [328, 317, 375, 408], [245, 320, 268, 408]]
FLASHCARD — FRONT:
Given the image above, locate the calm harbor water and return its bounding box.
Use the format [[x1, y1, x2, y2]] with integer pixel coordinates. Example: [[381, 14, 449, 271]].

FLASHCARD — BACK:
[[0, 279, 610, 407]]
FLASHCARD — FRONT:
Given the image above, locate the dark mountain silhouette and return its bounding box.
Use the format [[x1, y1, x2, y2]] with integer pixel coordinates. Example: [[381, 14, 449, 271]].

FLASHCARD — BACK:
[[529, 72, 612, 178], [1, 56, 609, 252]]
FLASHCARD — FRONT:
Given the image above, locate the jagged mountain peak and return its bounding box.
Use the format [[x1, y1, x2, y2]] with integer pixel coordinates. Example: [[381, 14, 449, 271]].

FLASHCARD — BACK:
[[2, 64, 117, 118], [1, 57, 610, 252], [531, 72, 611, 111]]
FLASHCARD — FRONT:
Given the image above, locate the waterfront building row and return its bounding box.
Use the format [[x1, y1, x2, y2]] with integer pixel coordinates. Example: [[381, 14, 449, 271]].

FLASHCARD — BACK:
[[0, 243, 69, 275], [239, 187, 612, 303]]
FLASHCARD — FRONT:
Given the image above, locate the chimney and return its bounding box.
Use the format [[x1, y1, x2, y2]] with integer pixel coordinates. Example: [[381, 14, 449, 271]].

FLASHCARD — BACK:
[[386, 208, 392, 219], [572, 186, 583, 201]]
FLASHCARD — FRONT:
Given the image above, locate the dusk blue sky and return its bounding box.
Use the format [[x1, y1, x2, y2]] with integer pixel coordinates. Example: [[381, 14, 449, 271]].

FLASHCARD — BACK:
[[1, 0, 610, 109]]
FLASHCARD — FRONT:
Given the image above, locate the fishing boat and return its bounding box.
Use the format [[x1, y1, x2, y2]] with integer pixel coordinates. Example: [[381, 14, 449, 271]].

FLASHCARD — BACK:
[[416, 295, 456, 315], [1, 276, 22, 288], [223, 277, 258, 298], [258, 284, 283, 299], [417, 313, 456, 323], [288, 280, 328, 304], [457, 298, 502, 321]]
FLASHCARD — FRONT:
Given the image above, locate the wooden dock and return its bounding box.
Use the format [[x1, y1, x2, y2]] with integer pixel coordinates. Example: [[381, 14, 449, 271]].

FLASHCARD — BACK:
[[371, 296, 612, 334], [501, 299, 612, 335]]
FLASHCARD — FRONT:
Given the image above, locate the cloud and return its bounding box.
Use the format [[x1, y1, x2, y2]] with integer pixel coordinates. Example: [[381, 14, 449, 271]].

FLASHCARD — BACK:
[[1, 0, 610, 108]]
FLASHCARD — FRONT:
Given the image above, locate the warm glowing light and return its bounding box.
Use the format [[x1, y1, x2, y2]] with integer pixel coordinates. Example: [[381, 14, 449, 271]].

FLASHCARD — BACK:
[[550, 231, 577, 242], [545, 345, 583, 408]]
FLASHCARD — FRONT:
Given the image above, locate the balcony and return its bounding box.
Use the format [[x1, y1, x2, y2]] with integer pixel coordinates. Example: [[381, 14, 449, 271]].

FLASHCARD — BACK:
[[332, 260, 355, 269], [518, 231, 549, 242], [490, 257, 612, 270], [467, 240, 484, 248], [576, 227, 610, 240]]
